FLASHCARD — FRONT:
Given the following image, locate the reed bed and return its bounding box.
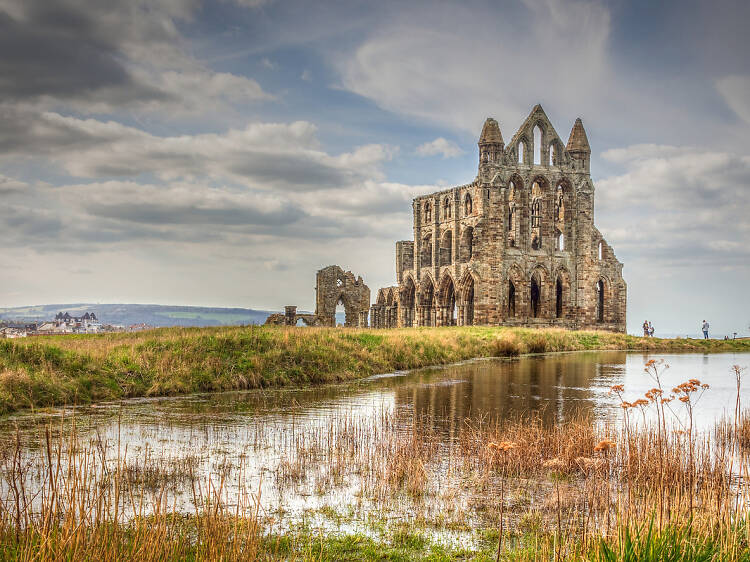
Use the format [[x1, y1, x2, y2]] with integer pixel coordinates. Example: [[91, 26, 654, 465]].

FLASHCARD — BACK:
[[0, 359, 748, 560], [1, 325, 748, 415]]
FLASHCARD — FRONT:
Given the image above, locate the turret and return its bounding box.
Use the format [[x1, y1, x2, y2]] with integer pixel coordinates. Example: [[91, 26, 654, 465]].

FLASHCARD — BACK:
[[478, 117, 504, 167], [565, 118, 591, 173]]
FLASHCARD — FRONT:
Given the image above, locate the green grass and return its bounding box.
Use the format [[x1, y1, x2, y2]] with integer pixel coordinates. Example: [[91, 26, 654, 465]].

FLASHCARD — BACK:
[[0, 325, 747, 415]]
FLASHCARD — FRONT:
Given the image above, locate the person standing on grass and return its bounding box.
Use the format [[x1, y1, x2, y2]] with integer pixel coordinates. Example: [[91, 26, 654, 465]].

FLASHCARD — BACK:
[[643, 320, 649, 337], [702, 320, 709, 340], [648, 322, 655, 338]]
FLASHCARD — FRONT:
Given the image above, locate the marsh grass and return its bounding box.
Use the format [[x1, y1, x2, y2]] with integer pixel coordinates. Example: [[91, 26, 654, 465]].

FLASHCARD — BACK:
[[0, 357, 749, 560], [1, 325, 748, 415]]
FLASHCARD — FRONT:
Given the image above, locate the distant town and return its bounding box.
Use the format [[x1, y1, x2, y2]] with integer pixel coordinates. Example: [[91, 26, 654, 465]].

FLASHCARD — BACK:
[[0, 311, 153, 338]]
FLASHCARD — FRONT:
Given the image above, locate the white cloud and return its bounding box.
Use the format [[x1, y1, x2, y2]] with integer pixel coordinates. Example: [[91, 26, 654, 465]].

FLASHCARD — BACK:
[[0, 112, 393, 191], [336, 0, 611, 133], [260, 57, 277, 69], [416, 137, 464, 158], [597, 145, 750, 266], [300, 69, 312, 81]]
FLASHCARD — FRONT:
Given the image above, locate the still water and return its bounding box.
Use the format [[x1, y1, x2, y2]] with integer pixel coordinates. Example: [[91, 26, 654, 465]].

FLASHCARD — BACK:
[[2, 351, 749, 524]]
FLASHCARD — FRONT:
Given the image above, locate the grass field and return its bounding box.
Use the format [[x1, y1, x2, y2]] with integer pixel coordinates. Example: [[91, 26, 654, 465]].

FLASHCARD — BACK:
[[0, 325, 748, 415]]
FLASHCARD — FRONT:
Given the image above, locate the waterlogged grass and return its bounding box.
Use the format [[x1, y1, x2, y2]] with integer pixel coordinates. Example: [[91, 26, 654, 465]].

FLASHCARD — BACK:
[[0, 325, 747, 414]]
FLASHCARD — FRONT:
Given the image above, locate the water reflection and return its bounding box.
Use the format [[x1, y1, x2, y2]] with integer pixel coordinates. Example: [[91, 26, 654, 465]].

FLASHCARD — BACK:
[[395, 352, 627, 433]]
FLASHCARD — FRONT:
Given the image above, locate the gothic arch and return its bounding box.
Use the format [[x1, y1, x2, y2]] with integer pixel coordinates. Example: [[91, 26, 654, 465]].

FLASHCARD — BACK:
[[595, 275, 612, 324], [505, 264, 525, 319], [315, 265, 370, 327], [457, 270, 477, 326], [507, 174, 524, 248], [400, 275, 417, 327], [418, 275, 436, 327], [460, 226, 474, 262], [437, 271, 457, 326], [553, 267, 572, 319], [529, 265, 549, 319], [440, 229, 453, 266]]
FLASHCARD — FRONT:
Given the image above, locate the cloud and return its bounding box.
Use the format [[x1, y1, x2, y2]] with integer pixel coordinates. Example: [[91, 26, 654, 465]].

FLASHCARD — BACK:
[[0, 175, 28, 193], [336, 0, 611, 133], [0, 0, 272, 116], [260, 57, 277, 69], [597, 145, 750, 267], [416, 137, 464, 158], [716, 75, 750, 126], [0, 111, 393, 191], [300, 69, 312, 81]]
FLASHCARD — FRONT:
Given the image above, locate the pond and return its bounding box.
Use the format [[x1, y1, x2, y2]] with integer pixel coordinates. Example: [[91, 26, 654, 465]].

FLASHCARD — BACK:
[[2, 350, 749, 538]]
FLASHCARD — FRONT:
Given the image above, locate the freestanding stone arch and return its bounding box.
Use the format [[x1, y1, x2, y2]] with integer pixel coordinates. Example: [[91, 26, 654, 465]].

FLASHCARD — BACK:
[[315, 265, 370, 327]]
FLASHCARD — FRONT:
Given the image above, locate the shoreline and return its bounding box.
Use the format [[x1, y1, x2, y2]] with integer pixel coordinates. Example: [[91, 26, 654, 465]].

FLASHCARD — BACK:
[[1, 325, 748, 416]]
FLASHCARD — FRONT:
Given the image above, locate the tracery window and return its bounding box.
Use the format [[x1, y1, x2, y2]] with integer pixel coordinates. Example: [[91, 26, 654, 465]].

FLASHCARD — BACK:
[[530, 181, 542, 250]]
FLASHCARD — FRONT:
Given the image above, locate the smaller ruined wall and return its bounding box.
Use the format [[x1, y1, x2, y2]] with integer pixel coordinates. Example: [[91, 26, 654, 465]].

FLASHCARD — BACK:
[[315, 265, 370, 327]]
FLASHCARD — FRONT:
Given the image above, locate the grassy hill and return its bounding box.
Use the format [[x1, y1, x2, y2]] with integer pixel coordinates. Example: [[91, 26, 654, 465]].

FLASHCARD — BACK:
[[0, 303, 275, 327]]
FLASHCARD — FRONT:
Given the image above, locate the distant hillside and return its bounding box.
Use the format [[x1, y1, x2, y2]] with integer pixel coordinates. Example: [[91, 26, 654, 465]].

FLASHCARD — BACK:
[[0, 304, 281, 327]]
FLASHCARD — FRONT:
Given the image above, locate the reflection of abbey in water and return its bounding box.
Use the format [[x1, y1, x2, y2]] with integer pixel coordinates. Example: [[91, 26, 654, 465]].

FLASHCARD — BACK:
[[371, 105, 627, 332], [394, 352, 627, 431]]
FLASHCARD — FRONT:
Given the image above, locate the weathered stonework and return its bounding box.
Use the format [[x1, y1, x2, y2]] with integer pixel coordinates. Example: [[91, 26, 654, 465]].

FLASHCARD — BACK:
[[371, 105, 627, 332], [265, 265, 370, 327]]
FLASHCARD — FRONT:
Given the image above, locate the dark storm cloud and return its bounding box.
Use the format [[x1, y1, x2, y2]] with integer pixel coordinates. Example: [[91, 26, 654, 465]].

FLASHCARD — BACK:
[[0, 4, 167, 104]]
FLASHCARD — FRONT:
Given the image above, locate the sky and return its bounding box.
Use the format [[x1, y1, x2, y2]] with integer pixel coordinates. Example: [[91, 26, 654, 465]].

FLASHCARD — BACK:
[[0, 0, 749, 336]]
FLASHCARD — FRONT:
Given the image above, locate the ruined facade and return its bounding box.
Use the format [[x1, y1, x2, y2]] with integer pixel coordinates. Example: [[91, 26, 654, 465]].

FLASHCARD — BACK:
[[265, 265, 370, 327], [371, 105, 626, 332]]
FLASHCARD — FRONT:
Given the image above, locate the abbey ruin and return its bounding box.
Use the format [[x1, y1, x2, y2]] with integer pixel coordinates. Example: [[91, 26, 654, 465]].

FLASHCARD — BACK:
[[265, 265, 370, 327], [370, 105, 626, 332]]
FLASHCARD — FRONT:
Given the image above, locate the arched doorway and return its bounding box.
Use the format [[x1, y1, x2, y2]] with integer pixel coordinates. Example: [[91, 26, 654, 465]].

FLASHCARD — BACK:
[[419, 278, 435, 326], [530, 273, 541, 318], [460, 275, 475, 326], [401, 277, 416, 327], [438, 274, 456, 326]]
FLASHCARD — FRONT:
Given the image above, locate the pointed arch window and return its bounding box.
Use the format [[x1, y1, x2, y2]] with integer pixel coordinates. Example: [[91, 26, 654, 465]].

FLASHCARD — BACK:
[[554, 184, 565, 250], [507, 181, 518, 248], [424, 201, 431, 223], [444, 197, 451, 219], [530, 181, 542, 250], [533, 125, 542, 165], [518, 142, 525, 164], [530, 273, 541, 318], [421, 234, 432, 267], [596, 279, 605, 322], [598, 241, 603, 260], [464, 193, 473, 215]]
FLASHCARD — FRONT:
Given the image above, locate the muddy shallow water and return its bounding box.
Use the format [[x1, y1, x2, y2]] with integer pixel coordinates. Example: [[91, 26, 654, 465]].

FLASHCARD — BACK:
[[2, 350, 748, 538]]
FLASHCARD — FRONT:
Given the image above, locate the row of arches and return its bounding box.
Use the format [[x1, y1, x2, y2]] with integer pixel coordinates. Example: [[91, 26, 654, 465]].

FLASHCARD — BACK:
[[515, 124, 565, 167], [399, 273, 475, 327], [420, 227, 474, 267], [376, 269, 616, 328], [423, 194, 473, 224], [505, 268, 610, 323]]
